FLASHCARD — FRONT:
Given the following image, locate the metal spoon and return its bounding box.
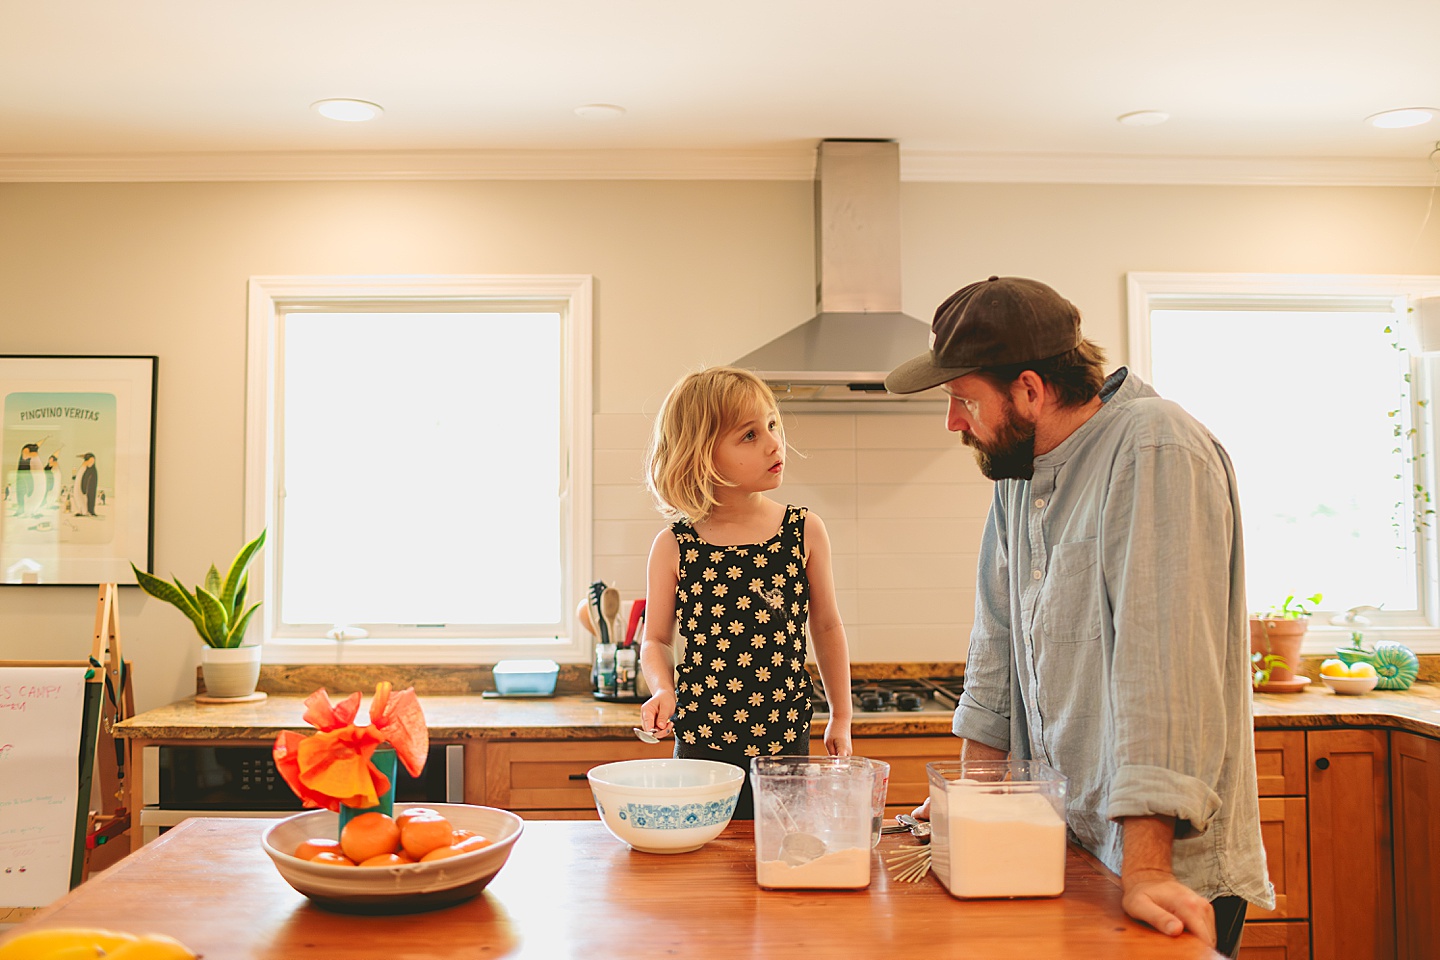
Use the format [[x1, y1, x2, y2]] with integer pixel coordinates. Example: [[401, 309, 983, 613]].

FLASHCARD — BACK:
[[896, 813, 932, 842], [632, 727, 663, 743]]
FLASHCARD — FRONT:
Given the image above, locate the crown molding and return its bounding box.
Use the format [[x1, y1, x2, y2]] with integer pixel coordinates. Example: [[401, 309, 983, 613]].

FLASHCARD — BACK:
[[1, 147, 1435, 186]]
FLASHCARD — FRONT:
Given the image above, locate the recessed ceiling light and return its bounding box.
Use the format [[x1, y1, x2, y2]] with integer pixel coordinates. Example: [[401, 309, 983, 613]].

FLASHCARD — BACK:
[[1365, 108, 1436, 129], [1117, 110, 1170, 127], [311, 99, 384, 122], [574, 103, 626, 121]]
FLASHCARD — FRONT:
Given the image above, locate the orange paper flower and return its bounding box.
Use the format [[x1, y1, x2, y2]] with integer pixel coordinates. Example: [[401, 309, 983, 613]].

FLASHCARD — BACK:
[[273, 682, 430, 812]]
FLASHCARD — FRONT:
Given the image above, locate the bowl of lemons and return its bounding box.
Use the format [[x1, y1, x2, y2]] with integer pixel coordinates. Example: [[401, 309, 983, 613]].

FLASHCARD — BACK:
[[262, 802, 524, 913], [1319, 659, 1379, 695]]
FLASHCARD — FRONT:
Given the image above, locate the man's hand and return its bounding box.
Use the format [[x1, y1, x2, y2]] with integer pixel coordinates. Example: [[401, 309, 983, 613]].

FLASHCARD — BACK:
[[1121, 869, 1215, 946]]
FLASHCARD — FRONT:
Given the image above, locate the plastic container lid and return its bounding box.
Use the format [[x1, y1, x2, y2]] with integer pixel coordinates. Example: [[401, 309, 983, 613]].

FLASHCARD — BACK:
[[493, 659, 559, 675]]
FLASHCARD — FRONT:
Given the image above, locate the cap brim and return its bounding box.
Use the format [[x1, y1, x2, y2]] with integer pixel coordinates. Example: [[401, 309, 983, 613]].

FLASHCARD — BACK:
[[884, 354, 979, 395]]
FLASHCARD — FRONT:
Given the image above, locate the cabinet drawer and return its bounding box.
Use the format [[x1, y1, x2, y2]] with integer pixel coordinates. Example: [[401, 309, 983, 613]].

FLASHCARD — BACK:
[[1240, 921, 1310, 960], [1249, 796, 1308, 921], [486, 740, 672, 810], [1255, 730, 1307, 796]]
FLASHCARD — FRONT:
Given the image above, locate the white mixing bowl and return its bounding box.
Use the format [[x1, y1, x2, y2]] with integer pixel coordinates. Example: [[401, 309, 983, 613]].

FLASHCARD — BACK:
[[587, 758, 743, 854]]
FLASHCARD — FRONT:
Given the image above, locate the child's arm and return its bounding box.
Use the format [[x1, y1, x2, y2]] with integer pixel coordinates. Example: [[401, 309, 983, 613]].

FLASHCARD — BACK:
[[804, 511, 852, 757], [638, 529, 681, 738]]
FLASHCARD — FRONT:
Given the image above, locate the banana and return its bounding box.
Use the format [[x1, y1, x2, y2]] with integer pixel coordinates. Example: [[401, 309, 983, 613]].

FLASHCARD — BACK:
[[0, 928, 136, 959], [100, 934, 197, 960]]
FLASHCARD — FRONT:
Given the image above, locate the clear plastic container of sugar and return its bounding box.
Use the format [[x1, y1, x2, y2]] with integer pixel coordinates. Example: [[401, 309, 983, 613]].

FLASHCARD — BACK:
[[925, 759, 1068, 899]]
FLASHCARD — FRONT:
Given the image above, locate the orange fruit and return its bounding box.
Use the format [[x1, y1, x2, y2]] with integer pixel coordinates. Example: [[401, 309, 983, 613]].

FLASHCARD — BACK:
[[451, 828, 476, 843], [294, 837, 344, 861], [340, 812, 401, 864], [395, 807, 441, 830], [311, 851, 357, 866], [358, 852, 414, 867], [400, 815, 455, 859], [419, 834, 492, 862]]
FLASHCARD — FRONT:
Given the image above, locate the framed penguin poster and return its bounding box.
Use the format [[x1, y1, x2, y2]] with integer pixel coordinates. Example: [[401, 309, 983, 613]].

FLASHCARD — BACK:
[[0, 355, 157, 585]]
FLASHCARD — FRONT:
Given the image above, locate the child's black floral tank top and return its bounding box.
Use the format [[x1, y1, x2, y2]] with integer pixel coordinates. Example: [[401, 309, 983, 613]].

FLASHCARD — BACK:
[[669, 504, 814, 758]]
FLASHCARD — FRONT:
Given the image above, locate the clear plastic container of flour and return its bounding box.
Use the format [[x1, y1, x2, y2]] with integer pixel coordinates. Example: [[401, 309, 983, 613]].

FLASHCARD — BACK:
[[751, 756, 877, 889], [926, 759, 1068, 899]]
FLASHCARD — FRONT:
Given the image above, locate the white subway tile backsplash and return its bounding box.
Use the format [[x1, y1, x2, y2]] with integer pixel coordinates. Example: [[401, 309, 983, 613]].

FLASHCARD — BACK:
[[590, 410, 982, 662], [856, 447, 983, 484], [783, 448, 857, 485], [856, 483, 990, 520], [857, 517, 987, 555], [856, 553, 978, 590], [783, 413, 857, 450], [855, 412, 954, 449]]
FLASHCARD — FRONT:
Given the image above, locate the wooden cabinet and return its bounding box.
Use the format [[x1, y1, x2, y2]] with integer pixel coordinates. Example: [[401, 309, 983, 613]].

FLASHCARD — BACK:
[[853, 735, 952, 817], [1391, 732, 1440, 960], [1249, 796, 1308, 922], [483, 739, 671, 816], [1307, 728, 1394, 960], [1246, 730, 1311, 956], [1254, 730, 1307, 796]]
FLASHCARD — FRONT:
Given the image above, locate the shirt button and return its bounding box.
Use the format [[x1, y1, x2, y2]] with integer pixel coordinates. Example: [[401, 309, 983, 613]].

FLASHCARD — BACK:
[[1032, 570, 1043, 581], [1034, 498, 1045, 508]]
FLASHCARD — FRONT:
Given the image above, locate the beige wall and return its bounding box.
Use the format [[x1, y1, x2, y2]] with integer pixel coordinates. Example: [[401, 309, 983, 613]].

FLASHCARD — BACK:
[[2, 178, 1436, 712]]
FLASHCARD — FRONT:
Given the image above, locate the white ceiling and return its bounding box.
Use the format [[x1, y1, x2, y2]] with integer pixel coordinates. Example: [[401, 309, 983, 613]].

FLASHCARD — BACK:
[[3, 0, 1439, 183]]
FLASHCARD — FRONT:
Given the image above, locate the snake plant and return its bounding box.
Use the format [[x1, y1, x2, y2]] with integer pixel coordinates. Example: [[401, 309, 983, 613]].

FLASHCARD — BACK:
[[131, 529, 266, 648]]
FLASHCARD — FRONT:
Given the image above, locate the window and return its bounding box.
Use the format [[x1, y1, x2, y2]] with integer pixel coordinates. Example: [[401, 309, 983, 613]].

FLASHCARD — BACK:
[[246, 276, 593, 663], [1128, 273, 1440, 652]]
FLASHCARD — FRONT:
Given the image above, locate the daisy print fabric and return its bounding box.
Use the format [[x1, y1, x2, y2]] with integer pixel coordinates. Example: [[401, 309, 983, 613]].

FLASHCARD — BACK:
[[669, 505, 813, 758]]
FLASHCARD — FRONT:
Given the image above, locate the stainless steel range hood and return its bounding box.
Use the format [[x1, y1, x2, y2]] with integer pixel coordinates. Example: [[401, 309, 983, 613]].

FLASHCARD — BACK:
[[734, 139, 941, 407]]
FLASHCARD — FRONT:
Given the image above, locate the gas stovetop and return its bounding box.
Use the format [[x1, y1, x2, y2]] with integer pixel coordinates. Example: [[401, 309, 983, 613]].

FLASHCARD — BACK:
[[811, 677, 963, 718]]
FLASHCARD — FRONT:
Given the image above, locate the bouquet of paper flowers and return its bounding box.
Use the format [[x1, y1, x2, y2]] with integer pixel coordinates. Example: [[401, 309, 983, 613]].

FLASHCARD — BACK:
[[272, 682, 429, 812]]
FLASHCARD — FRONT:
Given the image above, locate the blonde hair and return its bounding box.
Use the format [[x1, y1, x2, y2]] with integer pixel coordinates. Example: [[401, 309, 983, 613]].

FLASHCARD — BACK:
[[645, 366, 782, 523]]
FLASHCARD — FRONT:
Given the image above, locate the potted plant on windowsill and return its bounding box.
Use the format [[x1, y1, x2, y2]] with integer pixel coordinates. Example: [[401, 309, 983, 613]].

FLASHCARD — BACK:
[[131, 530, 267, 700], [1249, 592, 1321, 693]]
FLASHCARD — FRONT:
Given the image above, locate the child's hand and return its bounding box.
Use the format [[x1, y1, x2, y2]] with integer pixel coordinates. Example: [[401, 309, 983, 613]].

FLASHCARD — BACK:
[[824, 716, 852, 757], [640, 689, 676, 739]]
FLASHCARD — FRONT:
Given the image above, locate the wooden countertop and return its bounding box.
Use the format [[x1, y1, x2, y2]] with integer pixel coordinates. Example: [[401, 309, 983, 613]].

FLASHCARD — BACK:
[[3, 818, 1220, 959], [113, 684, 1440, 741]]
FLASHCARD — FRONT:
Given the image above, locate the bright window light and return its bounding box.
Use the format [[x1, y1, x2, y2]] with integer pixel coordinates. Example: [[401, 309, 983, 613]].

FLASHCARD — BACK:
[[1150, 308, 1416, 613], [278, 311, 563, 629]]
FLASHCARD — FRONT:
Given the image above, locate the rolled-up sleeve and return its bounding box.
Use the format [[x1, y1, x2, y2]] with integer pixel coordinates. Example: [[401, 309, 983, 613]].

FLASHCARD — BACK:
[[953, 487, 1013, 753], [1101, 439, 1233, 836]]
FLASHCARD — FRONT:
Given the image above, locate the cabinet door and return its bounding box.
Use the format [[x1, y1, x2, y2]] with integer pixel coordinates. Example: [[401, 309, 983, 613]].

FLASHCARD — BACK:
[[1391, 732, 1440, 960], [485, 740, 671, 811], [1248, 797, 1308, 922], [1308, 728, 1394, 960], [1239, 921, 1310, 960], [1254, 730, 1307, 796], [852, 735, 954, 815]]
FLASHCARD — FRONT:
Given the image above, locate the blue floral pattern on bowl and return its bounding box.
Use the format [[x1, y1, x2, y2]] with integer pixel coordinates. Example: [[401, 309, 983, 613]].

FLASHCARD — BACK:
[[616, 797, 738, 830]]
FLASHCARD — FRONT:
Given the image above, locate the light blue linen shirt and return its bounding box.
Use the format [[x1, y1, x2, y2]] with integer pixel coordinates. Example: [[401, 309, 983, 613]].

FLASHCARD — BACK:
[[952, 367, 1275, 908]]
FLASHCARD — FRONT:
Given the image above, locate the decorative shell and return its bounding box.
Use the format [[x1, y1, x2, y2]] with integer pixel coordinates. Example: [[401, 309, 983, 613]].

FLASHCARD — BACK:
[[1371, 642, 1419, 690]]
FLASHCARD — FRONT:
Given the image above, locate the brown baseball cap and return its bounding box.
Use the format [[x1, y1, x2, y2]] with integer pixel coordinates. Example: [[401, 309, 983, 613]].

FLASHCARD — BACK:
[[885, 276, 1082, 394]]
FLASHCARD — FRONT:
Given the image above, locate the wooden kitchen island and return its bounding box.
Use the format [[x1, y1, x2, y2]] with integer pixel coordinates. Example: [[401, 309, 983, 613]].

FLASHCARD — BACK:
[[3, 818, 1221, 959]]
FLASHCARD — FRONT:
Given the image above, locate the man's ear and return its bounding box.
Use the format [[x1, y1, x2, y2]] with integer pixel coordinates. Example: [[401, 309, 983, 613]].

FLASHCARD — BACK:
[[1010, 370, 1047, 418]]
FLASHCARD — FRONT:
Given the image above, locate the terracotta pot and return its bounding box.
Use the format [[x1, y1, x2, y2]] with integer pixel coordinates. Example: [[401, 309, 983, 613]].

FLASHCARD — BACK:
[[1249, 617, 1308, 682]]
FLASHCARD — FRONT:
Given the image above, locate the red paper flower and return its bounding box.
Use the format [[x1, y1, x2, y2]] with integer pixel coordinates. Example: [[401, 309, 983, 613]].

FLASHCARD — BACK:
[[273, 682, 430, 812]]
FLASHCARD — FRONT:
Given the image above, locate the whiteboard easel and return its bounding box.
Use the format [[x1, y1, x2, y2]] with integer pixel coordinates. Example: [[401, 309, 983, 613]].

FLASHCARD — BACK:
[[0, 583, 126, 921]]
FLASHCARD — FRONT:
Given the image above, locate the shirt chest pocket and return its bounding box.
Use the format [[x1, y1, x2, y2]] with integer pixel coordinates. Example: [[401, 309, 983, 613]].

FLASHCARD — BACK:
[[1037, 539, 1101, 644]]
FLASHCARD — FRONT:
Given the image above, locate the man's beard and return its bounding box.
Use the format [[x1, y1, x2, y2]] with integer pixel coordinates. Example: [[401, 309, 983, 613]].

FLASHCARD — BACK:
[[962, 398, 1037, 481]]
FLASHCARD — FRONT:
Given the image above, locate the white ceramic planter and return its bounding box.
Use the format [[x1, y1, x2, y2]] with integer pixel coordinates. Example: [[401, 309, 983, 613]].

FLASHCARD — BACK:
[[200, 644, 262, 698]]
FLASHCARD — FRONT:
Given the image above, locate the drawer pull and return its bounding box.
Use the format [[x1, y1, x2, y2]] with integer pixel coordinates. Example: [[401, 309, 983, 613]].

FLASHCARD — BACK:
[[1315, 757, 1330, 770], [568, 774, 589, 781]]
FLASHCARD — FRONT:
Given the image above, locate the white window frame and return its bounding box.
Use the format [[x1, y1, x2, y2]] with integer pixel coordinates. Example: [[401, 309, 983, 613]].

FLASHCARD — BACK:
[[1127, 272, 1440, 654], [245, 275, 593, 664]]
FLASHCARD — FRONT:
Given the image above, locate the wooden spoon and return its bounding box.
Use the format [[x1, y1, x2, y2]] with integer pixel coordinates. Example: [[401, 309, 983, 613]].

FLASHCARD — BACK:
[[600, 587, 621, 644]]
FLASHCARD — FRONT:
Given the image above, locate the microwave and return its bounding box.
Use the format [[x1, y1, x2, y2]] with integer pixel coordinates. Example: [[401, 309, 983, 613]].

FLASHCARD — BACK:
[[138, 742, 464, 843]]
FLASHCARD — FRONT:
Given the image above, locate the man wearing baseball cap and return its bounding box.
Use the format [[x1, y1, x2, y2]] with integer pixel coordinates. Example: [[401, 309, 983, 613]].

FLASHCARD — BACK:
[[889, 277, 1270, 958]]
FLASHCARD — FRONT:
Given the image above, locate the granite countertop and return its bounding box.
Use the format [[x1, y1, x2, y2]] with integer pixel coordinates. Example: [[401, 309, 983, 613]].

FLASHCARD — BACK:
[[114, 682, 1440, 742]]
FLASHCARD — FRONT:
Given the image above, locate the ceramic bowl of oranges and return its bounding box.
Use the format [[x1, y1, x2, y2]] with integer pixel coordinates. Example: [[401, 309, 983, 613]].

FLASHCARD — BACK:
[[1319, 658, 1379, 696], [262, 802, 524, 913]]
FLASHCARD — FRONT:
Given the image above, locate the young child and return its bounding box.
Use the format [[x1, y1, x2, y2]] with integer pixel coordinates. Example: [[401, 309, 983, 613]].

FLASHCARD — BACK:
[[638, 366, 853, 819]]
